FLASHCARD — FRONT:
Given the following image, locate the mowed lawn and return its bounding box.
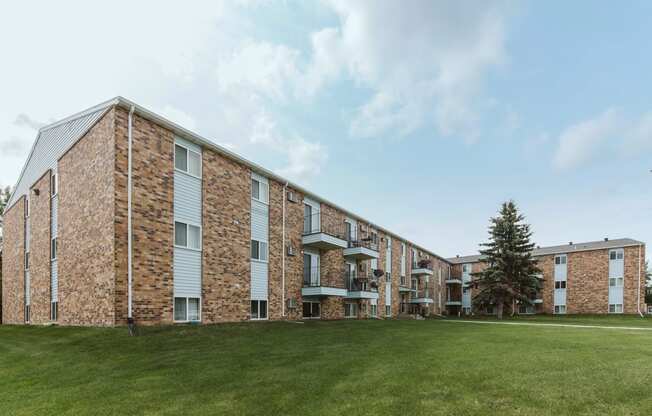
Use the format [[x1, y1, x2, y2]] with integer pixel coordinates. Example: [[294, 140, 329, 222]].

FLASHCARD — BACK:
[[2, 317, 652, 416]]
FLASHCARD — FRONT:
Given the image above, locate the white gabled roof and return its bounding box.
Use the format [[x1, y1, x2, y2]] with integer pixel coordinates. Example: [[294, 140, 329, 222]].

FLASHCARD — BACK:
[[6, 98, 116, 210]]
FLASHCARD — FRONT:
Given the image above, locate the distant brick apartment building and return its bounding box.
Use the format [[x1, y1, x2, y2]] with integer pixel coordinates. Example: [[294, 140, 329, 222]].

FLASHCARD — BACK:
[[0, 97, 646, 326]]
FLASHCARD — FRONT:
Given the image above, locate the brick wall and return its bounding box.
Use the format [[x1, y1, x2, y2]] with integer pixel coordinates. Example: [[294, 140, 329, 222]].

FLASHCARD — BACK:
[[1, 198, 25, 324], [28, 173, 51, 324], [58, 109, 116, 326], [114, 107, 175, 325], [201, 147, 251, 323]]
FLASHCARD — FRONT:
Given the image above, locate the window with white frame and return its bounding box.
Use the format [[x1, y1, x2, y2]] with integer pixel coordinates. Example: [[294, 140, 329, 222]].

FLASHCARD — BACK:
[[24, 305, 30, 323], [385, 305, 391, 317], [51, 172, 58, 196], [174, 297, 200, 322], [554, 305, 566, 314], [251, 240, 268, 261], [608, 304, 623, 313], [174, 144, 201, 177], [555, 255, 567, 265], [302, 301, 320, 319], [609, 277, 624, 287], [25, 252, 29, 270], [24, 198, 29, 218], [50, 301, 58, 321], [251, 177, 268, 203], [174, 221, 201, 250], [609, 250, 624, 260], [250, 300, 268, 320], [51, 238, 57, 260], [554, 281, 566, 289], [344, 303, 358, 318]]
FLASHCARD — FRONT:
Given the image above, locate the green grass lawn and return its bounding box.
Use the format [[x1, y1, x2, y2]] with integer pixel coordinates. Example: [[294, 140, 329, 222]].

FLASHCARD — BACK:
[[2, 317, 652, 415]]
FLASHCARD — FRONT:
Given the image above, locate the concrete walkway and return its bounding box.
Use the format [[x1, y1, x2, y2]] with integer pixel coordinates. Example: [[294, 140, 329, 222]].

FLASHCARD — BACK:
[[444, 319, 652, 331]]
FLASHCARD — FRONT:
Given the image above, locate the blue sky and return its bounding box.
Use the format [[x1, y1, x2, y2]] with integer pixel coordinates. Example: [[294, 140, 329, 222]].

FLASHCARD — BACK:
[[0, 1, 650, 259]]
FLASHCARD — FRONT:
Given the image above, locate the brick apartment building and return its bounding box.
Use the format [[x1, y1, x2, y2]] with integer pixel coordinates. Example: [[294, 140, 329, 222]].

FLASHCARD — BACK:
[[0, 97, 647, 326], [446, 239, 646, 316]]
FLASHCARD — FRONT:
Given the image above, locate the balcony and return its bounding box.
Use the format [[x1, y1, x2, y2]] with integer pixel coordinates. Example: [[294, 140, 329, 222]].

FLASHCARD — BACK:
[[301, 267, 347, 297], [411, 261, 434, 276], [343, 231, 380, 260], [445, 278, 463, 284], [344, 271, 379, 299], [409, 289, 434, 304], [302, 212, 348, 251], [445, 300, 462, 306]]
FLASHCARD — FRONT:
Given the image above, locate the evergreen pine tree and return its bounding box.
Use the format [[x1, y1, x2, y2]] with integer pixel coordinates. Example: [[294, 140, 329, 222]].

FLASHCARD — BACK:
[[470, 200, 542, 319]]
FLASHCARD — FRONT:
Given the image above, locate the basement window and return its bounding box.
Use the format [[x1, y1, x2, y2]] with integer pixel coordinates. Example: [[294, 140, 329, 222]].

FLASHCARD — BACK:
[[174, 297, 200, 322], [250, 300, 268, 320], [608, 304, 623, 314], [50, 301, 58, 321], [174, 144, 201, 178], [385, 305, 391, 317], [25, 305, 30, 323], [554, 305, 566, 314]]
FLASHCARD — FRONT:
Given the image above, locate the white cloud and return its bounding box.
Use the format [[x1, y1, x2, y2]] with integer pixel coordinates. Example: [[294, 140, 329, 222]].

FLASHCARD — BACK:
[[553, 108, 652, 170], [300, 0, 512, 140]]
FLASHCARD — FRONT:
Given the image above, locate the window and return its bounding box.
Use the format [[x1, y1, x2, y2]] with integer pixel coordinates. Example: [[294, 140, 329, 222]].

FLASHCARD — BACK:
[[174, 221, 201, 250], [174, 297, 201, 322], [385, 272, 391, 282], [554, 305, 566, 314], [251, 300, 268, 320], [608, 304, 623, 314], [302, 301, 320, 319], [555, 255, 567, 265], [51, 173, 58, 196], [24, 252, 29, 270], [174, 144, 201, 177], [486, 305, 495, 315], [251, 178, 268, 203], [609, 250, 624, 260], [554, 281, 566, 289], [371, 304, 377, 318], [609, 277, 624, 287], [24, 305, 30, 323], [361, 303, 368, 315], [463, 307, 472, 315], [303, 204, 312, 234], [24, 199, 29, 218], [50, 302, 58, 321], [51, 238, 57, 260], [251, 240, 268, 261], [345, 303, 358, 318], [385, 305, 391, 317]]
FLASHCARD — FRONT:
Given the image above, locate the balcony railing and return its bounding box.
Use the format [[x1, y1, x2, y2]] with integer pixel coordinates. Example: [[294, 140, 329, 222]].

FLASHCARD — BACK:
[[303, 265, 321, 287], [302, 212, 348, 240], [346, 230, 380, 251], [345, 271, 379, 292]]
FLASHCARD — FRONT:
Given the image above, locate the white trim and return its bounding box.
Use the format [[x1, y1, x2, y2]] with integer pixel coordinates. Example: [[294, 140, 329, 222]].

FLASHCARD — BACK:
[[174, 221, 202, 251], [173, 296, 202, 323], [250, 299, 269, 321]]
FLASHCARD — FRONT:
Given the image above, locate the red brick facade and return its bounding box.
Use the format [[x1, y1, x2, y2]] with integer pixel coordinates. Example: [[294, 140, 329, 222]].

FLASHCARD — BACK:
[[1, 100, 646, 326]]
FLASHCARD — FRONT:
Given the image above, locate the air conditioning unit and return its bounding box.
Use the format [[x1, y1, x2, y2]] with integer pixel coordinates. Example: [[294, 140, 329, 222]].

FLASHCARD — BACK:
[[287, 191, 298, 203], [286, 244, 296, 256], [287, 298, 297, 309]]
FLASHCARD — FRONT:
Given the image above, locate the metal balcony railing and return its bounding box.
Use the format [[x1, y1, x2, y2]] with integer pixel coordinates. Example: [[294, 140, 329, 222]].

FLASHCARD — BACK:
[[344, 271, 379, 292], [302, 211, 348, 240], [346, 229, 380, 251]]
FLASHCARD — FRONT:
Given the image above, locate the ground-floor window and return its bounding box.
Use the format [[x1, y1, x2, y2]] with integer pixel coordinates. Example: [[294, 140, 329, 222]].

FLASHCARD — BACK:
[[385, 305, 391, 317], [486, 305, 495, 315], [518, 304, 533, 315], [50, 302, 58, 321], [345, 303, 358, 318], [462, 307, 472, 315], [370, 304, 377, 317], [554, 305, 566, 314], [250, 299, 268, 320], [24, 305, 30, 323], [174, 297, 201, 322], [361, 303, 368, 315], [302, 301, 320, 319], [608, 304, 623, 314]]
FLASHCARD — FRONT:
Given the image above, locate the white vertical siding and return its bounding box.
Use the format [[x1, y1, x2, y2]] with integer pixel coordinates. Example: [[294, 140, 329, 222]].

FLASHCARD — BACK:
[[25, 217, 30, 252], [385, 282, 391, 306], [609, 249, 624, 306], [173, 248, 202, 298], [173, 137, 202, 303], [51, 195, 58, 237], [385, 237, 392, 272], [25, 271, 30, 305], [400, 243, 406, 276], [251, 173, 269, 301], [554, 255, 567, 307], [51, 261, 58, 302]]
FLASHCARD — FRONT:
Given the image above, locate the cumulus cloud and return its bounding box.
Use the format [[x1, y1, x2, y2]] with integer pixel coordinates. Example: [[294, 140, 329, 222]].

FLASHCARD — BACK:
[[300, 0, 513, 140], [553, 108, 652, 171]]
